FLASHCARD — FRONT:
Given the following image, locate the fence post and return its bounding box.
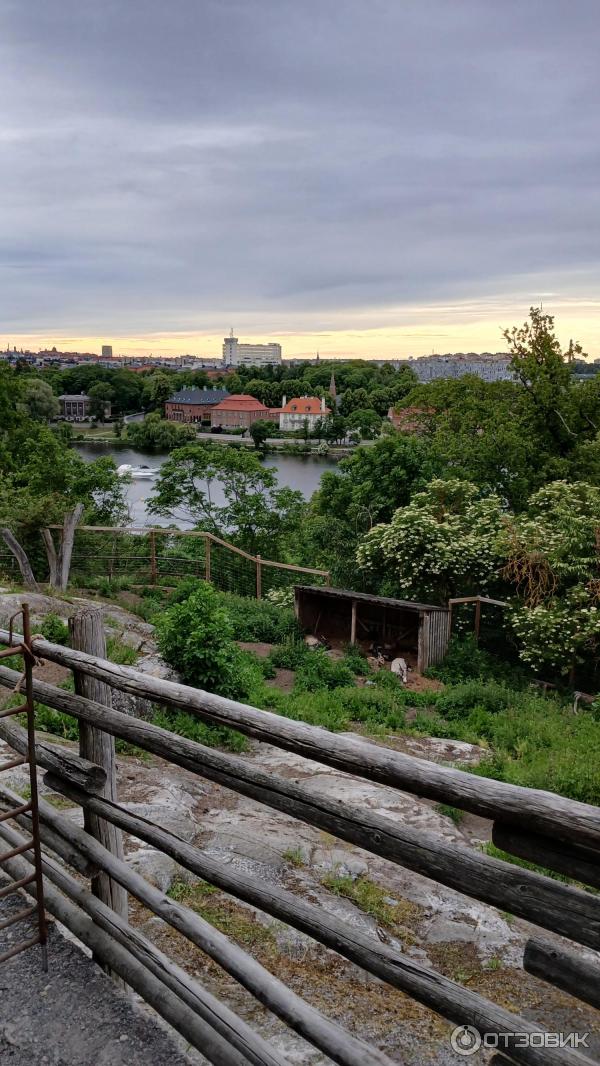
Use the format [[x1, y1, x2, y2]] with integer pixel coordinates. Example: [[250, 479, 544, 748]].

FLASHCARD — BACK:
[[69, 607, 128, 982], [474, 598, 482, 642], [149, 531, 157, 585], [256, 554, 262, 599], [205, 537, 211, 583]]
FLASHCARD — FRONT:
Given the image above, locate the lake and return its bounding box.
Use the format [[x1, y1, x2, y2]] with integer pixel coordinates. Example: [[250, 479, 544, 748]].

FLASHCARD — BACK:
[[75, 443, 339, 528]]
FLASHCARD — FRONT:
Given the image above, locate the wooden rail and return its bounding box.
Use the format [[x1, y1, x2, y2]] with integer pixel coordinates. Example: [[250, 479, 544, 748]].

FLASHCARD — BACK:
[[0, 613, 598, 1066], [47, 524, 331, 596]]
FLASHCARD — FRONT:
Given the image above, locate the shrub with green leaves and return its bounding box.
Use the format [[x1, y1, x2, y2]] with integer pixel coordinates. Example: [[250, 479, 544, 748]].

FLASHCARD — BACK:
[[156, 582, 250, 699], [40, 613, 70, 646], [269, 638, 310, 671], [293, 650, 354, 693], [436, 681, 512, 719]]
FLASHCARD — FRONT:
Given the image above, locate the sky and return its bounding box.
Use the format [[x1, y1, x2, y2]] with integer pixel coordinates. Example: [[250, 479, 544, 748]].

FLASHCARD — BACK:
[[2, 0, 600, 360]]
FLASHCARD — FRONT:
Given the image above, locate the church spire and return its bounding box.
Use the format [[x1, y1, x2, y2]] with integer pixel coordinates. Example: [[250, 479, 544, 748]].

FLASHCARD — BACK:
[[329, 370, 337, 400]]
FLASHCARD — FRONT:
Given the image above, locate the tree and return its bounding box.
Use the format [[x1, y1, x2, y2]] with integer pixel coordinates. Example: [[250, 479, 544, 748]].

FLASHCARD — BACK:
[[148, 443, 304, 556], [88, 382, 115, 422], [126, 412, 195, 450], [346, 408, 382, 440], [356, 479, 504, 602], [502, 481, 600, 680], [324, 415, 348, 445], [504, 307, 584, 453], [249, 419, 274, 450], [20, 379, 60, 422], [142, 372, 175, 412], [301, 433, 434, 583]]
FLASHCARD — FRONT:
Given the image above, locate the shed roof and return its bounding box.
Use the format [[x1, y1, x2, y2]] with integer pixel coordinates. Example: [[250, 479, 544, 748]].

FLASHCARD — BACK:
[[294, 585, 448, 613]]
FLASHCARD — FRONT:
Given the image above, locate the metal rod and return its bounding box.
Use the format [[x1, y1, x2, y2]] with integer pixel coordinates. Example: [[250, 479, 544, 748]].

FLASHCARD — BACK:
[[0, 872, 36, 900], [0, 756, 27, 772], [0, 903, 37, 932], [0, 703, 28, 720], [22, 603, 48, 970], [0, 933, 41, 965], [0, 646, 24, 661], [0, 839, 34, 862], [0, 802, 32, 824]]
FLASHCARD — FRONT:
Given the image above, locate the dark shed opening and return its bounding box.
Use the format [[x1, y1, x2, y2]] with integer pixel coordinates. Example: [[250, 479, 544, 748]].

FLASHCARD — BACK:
[[294, 586, 450, 673]]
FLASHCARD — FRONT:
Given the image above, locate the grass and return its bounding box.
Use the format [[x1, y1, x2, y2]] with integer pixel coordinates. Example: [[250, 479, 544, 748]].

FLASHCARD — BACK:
[[282, 847, 306, 868], [321, 872, 423, 936], [482, 841, 597, 892], [435, 803, 465, 826], [151, 707, 249, 752], [167, 878, 275, 950]]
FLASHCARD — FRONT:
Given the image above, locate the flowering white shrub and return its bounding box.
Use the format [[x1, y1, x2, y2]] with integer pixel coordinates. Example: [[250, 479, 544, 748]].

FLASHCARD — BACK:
[[356, 479, 504, 601]]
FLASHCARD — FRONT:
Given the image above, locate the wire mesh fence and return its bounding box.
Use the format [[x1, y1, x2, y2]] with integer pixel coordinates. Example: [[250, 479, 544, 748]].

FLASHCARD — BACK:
[[13, 526, 331, 601]]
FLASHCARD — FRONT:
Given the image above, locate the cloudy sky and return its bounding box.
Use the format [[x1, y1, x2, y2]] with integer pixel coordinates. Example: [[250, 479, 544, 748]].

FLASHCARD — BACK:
[[2, 0, 600, 359]]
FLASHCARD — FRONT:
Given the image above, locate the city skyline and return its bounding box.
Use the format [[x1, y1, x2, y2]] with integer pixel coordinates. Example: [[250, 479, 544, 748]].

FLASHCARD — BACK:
[[2, 2, 600, 358]]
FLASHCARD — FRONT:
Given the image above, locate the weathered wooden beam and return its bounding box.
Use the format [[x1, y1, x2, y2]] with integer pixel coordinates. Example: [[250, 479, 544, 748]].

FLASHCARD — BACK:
[[69, 607, 128, 961], [0, 836, 253, 1066], [0, 800, 395, 1066], [523, 938, 600, 1012], [1, 630, 598, 851], [44, 775, 595, 1066], [0, 820, 289, 1066], [0, 716, 106, 793], [40, 529, 58, 587], [0, 781, 97, 877], [14, 674, 600, 953], [55, 503, 84, 591], [0, 530, 39, 590], [493, 823, 600, 890]]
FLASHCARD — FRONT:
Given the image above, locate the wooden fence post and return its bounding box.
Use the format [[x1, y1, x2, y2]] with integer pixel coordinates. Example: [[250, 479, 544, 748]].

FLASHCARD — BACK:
[[256, 554, 262, 599], [69, 607, 128, 981], [149, 531, 157, 585], [205, 537, 211, 583], [474, 597, 482, 642]]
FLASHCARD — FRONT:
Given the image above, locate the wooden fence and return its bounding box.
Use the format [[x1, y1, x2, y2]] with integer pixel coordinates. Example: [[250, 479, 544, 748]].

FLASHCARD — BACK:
[[0, 526, 331, 599], [0, 608, 599, 1066]]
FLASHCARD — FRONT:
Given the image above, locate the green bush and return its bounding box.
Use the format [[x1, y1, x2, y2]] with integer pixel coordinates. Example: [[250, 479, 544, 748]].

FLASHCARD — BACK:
[[40, 613, 70, 646], [218, 590, 301, 643], [156, 582, 251, 700], [167, 580, 300, 644], [426, 635, 528, 687], [293, 650, 354, 693], [269, 638, 310, 671], [151, 708, 248, 752], [342, 644, 371, 676], [436, 681, 512, 719]]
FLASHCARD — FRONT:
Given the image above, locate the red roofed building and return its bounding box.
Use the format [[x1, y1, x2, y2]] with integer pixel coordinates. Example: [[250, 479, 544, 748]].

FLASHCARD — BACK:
[[279, 396, 330, 432], [210, 394, 279, 430], [388, 405, 435, 434]]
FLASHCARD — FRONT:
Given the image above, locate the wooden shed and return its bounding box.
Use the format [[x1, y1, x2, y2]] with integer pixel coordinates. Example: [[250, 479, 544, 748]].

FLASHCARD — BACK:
[[294, 585, 451, 673]]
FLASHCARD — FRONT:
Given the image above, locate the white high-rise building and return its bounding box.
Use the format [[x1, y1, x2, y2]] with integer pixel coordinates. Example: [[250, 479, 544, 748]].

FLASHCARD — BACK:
[[223, 332, 282, 367]]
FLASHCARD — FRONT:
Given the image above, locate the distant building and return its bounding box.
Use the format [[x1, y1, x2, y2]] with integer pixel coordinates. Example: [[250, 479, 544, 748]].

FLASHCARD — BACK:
[[210, 394, 279, 430], [279, 396, 330, 432], [410, 354, 512, 383], [101, 345, 113, 359], [165, 387, 230, 423], [388, 405, 435, 434], [223, 332, 282, 367], [59, 393, 111, 421]]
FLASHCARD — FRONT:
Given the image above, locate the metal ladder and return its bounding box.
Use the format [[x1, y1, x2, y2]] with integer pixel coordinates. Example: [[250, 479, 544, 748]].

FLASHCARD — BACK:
[[0, 604, 47, 969]]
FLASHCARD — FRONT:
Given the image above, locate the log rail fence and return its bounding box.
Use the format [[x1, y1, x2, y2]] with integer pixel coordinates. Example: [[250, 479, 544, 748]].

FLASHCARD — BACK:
[[0, 606, 598, 1066]]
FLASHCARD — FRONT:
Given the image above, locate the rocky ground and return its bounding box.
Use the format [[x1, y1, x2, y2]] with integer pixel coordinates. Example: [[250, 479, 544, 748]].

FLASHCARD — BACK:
[[0, 589, 599, 1064]]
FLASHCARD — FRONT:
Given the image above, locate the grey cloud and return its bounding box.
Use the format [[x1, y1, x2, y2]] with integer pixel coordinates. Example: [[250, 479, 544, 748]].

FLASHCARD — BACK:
[[1, 0, 600, 336]]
